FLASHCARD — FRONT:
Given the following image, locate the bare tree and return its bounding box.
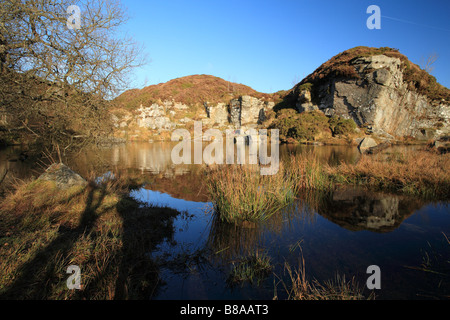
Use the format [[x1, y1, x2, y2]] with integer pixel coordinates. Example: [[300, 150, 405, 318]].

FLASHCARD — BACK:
[[421, 52, 439, 74], [0, 0, 146, 147]]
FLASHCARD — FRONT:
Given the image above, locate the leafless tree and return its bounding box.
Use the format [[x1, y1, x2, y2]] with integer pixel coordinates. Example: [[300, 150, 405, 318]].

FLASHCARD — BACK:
[[421, 52, 439, 74], [0, 0, 146, 147]]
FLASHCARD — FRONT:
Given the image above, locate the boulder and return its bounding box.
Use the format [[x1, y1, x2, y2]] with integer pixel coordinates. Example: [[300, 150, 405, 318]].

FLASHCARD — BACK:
[[365, 141, 392, 155], [432, 136, 450, 154], [358, 137, 378, 154], [38, 163, 88, 190]]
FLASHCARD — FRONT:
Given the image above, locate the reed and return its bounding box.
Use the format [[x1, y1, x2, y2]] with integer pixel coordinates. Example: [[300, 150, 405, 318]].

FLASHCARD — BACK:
[[227, 251, 273, 287], [275, 252, 370, 300], [205, 153, 335, 224], [285, 153, 333, 191], [205, 164, 297, 224]]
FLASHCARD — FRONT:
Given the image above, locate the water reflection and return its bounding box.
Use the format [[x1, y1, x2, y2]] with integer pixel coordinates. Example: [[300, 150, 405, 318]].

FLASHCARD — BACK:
[[0, 142, 448, 299], [206, 213, 285, 262], [305, 187, 427, 233], [128, 179, 449, 300], [0, 142, 424, 186]]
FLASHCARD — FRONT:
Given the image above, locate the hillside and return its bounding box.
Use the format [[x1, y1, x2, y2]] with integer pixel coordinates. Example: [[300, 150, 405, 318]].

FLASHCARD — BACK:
[[109, 46, 449, 143], [281, 46, 450, 140], [114, 74, 282, 110], [293, 46, 450, 103]]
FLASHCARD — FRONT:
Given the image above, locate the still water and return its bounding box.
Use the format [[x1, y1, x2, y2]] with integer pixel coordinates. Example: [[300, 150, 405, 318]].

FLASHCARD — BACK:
[[1, 142, 449, 299]]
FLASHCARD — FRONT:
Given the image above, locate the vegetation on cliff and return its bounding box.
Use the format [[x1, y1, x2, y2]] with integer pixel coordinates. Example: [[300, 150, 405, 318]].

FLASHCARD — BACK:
[[114, 74, 282, 110], [292, 46, 450, 103], [268, 109, 357, 143]]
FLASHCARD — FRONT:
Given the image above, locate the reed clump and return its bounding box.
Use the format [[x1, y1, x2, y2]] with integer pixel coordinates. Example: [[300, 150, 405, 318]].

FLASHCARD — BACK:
[[227, 251, 273, 287], [205, 164, 297, 224], [205, 154, 335, 224]]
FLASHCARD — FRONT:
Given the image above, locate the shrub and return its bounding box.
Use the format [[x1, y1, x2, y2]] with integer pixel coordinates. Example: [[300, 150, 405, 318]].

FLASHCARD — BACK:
[[328, 116, 357, 136], [271, 109, 334, 142]]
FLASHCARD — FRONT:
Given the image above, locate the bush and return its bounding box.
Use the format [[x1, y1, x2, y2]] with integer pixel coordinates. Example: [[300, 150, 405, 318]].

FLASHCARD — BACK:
[[328, 116, 357, 136], [271, 109, 337, 142]]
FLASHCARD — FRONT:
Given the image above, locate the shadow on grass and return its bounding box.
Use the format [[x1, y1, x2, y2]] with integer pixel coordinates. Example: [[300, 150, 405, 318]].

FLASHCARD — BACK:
[[0, 178, 180, 300]]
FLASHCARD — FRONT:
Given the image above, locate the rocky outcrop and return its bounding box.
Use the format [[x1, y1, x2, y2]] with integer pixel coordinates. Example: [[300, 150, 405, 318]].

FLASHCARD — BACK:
[[135, 104, 177, 131], [204, 102, 229, 126], [38, 163, 87, 190], [293, 53, 450, 140], [431, 136, 450, 154], [225, 96, 274, 128], [113, 95, 275, 140], [111, 49, 450, 142]]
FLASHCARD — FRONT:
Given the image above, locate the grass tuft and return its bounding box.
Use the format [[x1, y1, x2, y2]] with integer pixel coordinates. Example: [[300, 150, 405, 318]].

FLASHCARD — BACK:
[[205, 164, 298, 224]]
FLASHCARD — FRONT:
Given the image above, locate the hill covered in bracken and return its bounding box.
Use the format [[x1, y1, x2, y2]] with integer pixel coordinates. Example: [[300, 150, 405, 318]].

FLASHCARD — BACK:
[[114, 74, 284, 110], [280, 46, 450, 140]]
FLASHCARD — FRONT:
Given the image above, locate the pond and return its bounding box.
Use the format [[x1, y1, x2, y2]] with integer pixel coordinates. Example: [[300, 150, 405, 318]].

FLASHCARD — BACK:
[[1, 142, 448, 300]]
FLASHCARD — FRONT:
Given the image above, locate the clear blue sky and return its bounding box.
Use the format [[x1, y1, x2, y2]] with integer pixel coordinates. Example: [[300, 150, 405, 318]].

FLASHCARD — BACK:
[[119, 0, 450, 94]]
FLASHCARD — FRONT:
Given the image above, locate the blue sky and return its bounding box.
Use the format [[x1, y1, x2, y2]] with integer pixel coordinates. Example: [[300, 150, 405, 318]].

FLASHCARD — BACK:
[[119, 0, 450, 94]]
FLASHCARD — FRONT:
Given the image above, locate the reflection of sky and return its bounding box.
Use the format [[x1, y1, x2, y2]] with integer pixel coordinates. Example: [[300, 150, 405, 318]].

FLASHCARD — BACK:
[[130, 188, 211, 214], [128, 186, 450, 300], [130, 188, 213, 255]]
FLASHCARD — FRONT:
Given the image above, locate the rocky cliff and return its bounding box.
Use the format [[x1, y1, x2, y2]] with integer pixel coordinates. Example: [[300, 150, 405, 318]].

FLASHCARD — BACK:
[[112, 75, 279, 141], [288, 47, 450, 140], [111, 48, 450, 142]]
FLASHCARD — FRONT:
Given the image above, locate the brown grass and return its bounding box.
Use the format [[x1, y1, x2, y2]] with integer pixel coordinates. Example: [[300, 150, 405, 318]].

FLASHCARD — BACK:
[[205, 163, 297, 224], [0, 170, 180, 300], [326, 149, 450, 199], [275, 252, 369, 300], [114, 74, 276, 110]]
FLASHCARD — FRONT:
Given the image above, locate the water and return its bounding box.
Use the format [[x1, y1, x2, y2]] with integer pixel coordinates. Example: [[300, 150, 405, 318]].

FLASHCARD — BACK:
[[0, 142, 448, 299]]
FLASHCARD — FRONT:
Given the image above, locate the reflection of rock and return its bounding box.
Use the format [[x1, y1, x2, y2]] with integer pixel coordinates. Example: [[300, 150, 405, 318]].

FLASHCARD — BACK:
[[316, 187, 424, 232]]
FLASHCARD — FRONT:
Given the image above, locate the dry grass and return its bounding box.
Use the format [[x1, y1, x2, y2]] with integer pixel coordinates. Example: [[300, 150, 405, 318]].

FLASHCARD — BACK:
[[275, 253, 369, 300], [205, 154, 334, 225], [327, 149, 450, 199], [286, 153, 333, 191], [206, 148, 448, 227], [0, 170, 179, 300], [205, 164, 297, 224]]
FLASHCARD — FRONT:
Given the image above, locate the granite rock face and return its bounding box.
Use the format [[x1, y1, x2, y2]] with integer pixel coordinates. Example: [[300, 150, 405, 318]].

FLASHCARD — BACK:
[[294, 54, 450, 140], [136, 104, 178, 131], [113, 95, 275, 136]]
